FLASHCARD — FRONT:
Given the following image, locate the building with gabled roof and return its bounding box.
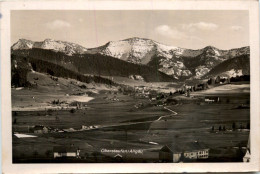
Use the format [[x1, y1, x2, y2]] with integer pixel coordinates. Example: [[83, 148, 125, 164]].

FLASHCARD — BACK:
[[159, 141, 209, 162]]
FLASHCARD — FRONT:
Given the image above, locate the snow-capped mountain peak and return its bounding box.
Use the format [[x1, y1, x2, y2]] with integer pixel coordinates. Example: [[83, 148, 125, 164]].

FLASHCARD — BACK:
[[12, 39, 34, 50], [88, 37, 183, 64]]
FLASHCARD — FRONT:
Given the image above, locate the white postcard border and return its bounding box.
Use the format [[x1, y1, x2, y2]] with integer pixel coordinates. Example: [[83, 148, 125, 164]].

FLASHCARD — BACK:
[[1, 1, 259, 173]]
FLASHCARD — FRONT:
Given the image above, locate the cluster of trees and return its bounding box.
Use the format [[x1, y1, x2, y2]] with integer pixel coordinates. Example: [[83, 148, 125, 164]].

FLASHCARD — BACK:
[[207, 75, 250, 85], [230, 75, 250, 82], [175, 83, 209, 95], [232, 122, 250, 130], [11, 67, 31, 87], [212, 122, 250, 132], [11, 55, 31, 87], [51, 99, 63, 105], [79, 84, 87, 89], [212, 125, 227, 131], [207, 76, 230, 85], [118, 85, 135, 95]]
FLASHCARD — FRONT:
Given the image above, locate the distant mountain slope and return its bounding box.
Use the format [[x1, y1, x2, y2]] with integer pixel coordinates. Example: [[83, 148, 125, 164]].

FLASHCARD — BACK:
[[11, 38, 250, 79], [12, 48, 175, 82], [151, 46, 249, 79], [203, 54, 250, 78]]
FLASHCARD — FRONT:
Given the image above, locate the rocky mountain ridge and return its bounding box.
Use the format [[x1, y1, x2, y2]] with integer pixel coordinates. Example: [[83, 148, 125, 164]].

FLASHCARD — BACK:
[[12, 37, 250, 79]]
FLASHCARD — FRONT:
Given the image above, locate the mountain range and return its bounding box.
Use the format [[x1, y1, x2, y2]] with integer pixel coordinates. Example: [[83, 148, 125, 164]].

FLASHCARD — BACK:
[[11, 37, 250, 84]]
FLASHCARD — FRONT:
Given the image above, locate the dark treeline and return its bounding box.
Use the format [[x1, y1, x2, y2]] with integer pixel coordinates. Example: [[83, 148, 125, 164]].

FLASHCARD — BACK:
[[230, 75, 250, 82], [11, 54, 118, 87], [11, 55, 32, 87], [12, 48, 175, 82], [11, 65, 31, 87]]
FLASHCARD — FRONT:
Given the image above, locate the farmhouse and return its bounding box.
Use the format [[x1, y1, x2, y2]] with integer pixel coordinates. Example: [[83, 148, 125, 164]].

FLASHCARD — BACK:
[[134, 85, 147, 94], [159, 142, 209, 162], [69, 101, 83, 109], [205, 96, 219, 103], [53, 146, 80, 158], [81, 125, 89, 130], [31, 125, 48, 134]]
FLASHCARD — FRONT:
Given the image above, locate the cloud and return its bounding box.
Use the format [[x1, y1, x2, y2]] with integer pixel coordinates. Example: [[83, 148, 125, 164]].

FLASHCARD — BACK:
[[155, 25, 202, 42], [46, 20, 71, 30], [182, 22, 219, 31], [230, 26, 243, 31], [155, 25, 188, 40]]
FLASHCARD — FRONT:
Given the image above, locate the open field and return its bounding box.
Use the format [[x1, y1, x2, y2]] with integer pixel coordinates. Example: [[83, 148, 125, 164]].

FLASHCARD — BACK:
[[12, 82, 250, 163]]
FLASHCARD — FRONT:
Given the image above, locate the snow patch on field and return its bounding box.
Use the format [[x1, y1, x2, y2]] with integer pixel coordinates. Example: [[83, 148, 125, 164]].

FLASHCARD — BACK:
[[14, 133, 37, 138], [71, 96, 94, 102]]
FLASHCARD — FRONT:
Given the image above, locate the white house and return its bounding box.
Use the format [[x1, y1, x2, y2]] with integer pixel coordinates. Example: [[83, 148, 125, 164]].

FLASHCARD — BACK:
[[53, 146, 80, 158], [205, 96, 220, 103]]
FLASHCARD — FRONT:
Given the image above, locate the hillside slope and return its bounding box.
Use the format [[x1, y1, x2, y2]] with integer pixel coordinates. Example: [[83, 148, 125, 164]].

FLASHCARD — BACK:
[[12, 48, 176, 83], [203, 54, 250, 78]]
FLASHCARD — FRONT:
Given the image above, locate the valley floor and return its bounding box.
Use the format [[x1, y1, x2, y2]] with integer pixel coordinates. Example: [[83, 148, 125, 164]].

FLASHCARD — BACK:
[[12, 81, 250, 163]]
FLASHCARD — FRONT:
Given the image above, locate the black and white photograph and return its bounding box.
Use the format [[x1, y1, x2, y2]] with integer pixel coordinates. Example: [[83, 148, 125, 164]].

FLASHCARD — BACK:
[[10, 9, 252, 163], [1, 0, 260, 173]]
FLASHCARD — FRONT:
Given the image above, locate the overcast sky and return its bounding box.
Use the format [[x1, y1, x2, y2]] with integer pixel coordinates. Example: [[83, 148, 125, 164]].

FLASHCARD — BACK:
[[11, 10, 249, 50]]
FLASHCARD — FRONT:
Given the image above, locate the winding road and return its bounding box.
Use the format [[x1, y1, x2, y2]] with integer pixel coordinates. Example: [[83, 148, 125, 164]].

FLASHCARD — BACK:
[[156, 107, 178, 121], [97, 106, 178, 130]]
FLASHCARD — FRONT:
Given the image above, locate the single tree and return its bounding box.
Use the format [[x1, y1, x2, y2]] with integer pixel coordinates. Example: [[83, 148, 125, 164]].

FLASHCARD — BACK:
[[70, 108, 75, 114], [232, 122, 236, 130], [45, 150, 52, 157]]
